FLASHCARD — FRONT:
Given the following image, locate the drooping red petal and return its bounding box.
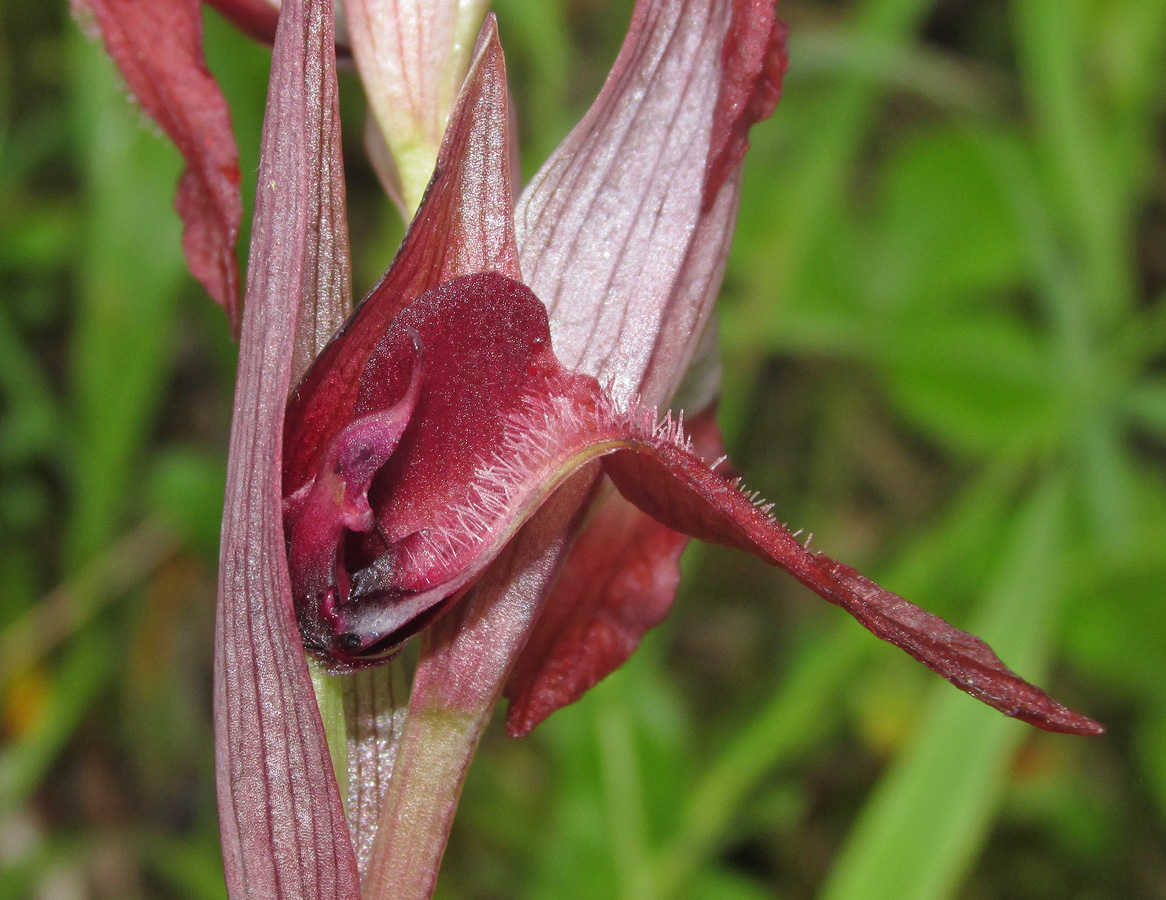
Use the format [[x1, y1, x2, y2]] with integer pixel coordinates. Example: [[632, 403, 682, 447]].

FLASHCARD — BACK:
[[503, 409, 725, 737], [214, 0, 359, 895], [503, 489, 688, 737], [74, 0, 242, 332], [515, 0, 789, 408], [284, 16, 519, 495]]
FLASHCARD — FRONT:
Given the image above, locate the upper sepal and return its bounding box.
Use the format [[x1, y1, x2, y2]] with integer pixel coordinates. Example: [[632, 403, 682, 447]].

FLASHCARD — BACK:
[[515, 0, 789, 408]]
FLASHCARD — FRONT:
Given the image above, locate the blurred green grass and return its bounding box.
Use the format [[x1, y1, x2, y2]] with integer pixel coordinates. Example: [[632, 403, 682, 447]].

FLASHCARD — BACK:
[[1, 1, 1164, 898]]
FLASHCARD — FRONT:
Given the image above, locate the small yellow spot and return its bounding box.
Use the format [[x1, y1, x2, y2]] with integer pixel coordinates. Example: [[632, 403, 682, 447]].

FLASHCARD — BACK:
[[3, 664, 50, 740]]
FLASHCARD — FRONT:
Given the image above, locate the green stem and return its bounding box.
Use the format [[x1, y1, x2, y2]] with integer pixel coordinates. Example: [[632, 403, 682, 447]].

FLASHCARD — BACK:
[[310, 659, 351, 811]]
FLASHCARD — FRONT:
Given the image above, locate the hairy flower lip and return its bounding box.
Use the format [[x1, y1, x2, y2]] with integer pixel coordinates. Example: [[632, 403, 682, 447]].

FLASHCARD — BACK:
[[284, 271, 605, 663]]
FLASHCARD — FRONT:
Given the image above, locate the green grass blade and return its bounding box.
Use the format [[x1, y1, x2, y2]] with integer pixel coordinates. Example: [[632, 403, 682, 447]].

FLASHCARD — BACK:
[[816, 477, 1071, 900], [65, 29, 185, 569]]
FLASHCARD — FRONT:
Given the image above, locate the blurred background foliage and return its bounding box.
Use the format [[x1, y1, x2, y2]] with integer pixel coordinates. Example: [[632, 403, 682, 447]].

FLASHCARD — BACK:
[[1, 0, 1164, 897]]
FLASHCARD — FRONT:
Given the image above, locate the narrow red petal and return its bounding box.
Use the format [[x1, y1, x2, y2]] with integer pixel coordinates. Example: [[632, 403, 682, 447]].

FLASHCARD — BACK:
[[503, 489, 688, 737], [214, 0, 360, 895], [284, 17, 519, 495], [503, 410, 724, 737], [74, 0, 242, 331]]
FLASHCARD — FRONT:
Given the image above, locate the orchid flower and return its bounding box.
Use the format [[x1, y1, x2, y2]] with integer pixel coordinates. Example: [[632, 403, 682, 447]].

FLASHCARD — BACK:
[[75, 0, 1103, 897]]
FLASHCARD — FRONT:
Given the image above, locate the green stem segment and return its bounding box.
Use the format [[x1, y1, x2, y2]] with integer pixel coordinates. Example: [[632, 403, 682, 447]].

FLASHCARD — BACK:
[[310, 659, 351, 810]]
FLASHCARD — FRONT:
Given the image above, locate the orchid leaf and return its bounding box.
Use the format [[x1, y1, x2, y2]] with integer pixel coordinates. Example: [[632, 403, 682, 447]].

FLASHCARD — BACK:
[[515, 0, 788, 407], [213, 0, 359, 895], [73, 0, 243, 332]]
